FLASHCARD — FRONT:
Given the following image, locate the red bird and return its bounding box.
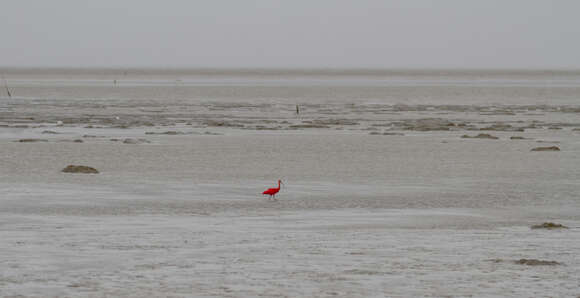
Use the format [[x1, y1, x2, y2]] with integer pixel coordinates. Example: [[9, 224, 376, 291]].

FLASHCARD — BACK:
[[262, 180, 283, 200]]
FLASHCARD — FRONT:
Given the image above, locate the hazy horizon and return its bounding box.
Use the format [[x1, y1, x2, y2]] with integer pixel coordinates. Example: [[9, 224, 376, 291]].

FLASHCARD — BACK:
[[1, 1, 580, 69], [3, 66, 580, 71]]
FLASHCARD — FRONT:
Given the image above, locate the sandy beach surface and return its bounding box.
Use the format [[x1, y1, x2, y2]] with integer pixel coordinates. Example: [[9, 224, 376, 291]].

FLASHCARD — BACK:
[[1, 69, 580, 297]]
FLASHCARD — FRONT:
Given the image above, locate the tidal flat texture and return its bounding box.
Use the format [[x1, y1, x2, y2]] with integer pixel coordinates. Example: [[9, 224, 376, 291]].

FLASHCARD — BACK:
[[1, 69, 580, 297]]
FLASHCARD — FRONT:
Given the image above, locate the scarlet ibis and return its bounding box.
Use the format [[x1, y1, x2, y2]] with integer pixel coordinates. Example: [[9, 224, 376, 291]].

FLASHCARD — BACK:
[[262, 180, 283, 200]]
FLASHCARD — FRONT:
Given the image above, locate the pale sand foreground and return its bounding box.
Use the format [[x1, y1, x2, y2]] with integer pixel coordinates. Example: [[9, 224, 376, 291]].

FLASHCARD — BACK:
[[1, 132, 579, 297], [1, 206, 579, 297]]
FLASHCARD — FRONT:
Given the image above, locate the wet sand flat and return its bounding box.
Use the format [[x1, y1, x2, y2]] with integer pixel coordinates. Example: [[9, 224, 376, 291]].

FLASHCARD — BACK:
[[1, 209, 579, 297], [1, 69, 580, 297]]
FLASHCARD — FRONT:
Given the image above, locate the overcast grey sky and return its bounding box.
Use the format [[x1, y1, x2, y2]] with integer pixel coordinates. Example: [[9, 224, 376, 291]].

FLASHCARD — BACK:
[[1, 0, 579, 68]]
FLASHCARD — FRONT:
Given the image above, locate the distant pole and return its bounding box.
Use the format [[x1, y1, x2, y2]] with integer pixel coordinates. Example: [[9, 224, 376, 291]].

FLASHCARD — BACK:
[[296, 104, 300, 115], [2, 75, 11, 99]]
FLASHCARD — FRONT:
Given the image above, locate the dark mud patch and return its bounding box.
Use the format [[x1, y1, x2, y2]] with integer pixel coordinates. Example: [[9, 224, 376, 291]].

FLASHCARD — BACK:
[[15, 139, 48, 143], [61, 165, 99, 174], [82, 135, 105, 138], [531, 222, 568, 229], [288, 124, 330, 129], [536, 140, 560, 144], [370, 123, 395, 127], [202, 120, 244, 128], [67, 280, 100, 289], [488, 258, 562, 266], [122, 138, 151, 144], [41, 130, 60, 134], [398, 118, 455, 131], [112, 125, 131, 129], [243, 125, 282, 131], [510, 136, 529, 140], [559, 106, 580, 113], [531, 146, 560, 151], [3, 125, 30, 128], [383, 132, 404, 136], [145, 131, 185, 135], [369, 131, 404, 136], [479, 111, 516, 116], [514, 259, 561, 266], [480, 123, 524, 132], [311, 119, 359, 126], [343, 269, 384, 275], [461, 133, 499, 140]]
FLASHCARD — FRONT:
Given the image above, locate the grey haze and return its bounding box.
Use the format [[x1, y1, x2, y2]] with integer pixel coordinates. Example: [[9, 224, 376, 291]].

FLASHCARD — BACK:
[[1, 0, 579, 68]]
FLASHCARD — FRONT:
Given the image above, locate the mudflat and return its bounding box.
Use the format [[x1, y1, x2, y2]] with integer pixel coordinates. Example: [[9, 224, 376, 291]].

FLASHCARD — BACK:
[[1, 69, 579, 297]]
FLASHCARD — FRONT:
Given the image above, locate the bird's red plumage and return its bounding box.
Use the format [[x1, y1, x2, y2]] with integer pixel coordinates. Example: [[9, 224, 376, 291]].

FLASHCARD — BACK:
[[262, 180, 282, 197], [263, 188, 279, 195]]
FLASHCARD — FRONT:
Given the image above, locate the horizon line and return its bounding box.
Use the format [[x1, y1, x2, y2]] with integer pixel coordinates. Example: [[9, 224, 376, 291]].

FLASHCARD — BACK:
[[2, 66, 580, 72]]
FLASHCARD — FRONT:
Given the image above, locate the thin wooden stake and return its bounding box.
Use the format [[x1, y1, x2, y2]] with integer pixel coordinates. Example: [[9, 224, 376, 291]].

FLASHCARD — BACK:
[[2, 75, 11, 98]]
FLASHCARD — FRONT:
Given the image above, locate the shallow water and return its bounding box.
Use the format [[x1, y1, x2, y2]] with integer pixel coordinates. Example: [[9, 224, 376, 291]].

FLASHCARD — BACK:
[[1, 69, 579, 297]]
